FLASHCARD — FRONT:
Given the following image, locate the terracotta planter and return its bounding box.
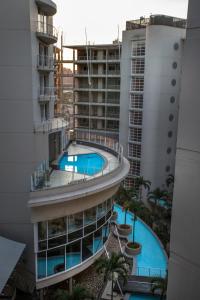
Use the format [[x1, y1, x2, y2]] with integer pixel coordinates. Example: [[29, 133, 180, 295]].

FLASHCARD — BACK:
[[117, 224, 132, 236], [125, 242, 142, 256], [110, 211, 118, 222]]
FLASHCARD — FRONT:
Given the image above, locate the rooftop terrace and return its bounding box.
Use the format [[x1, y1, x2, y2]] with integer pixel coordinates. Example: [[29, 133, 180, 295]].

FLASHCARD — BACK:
[[126, 15, 186, 30]]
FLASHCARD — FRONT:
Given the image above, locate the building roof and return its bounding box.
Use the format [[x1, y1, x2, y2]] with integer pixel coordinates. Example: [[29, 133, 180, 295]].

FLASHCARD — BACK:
[[63, 43, 121, 49], [0, 236, 25, 294], [126, 14, 187, 30]]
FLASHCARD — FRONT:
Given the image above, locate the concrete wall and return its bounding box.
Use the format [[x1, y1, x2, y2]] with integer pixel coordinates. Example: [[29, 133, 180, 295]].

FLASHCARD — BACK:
[[141, 25, 185, 190], [167, 0, 200, 298]]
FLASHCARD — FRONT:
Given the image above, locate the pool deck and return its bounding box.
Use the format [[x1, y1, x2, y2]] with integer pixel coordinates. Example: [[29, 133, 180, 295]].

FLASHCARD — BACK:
[[49, 143, 119, 188]]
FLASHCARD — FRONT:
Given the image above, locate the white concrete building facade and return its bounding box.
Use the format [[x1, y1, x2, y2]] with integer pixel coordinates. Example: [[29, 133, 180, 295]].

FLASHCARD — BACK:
[[119, 16, 186, 190]]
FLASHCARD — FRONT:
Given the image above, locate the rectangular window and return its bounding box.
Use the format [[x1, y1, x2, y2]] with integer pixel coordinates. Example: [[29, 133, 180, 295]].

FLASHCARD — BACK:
[[68, 212, 83, 233], [128, 144, 141, 158], [48, 218, 66, 238], [129, 127, 142, 142], [129, 160, 141, 176], [132, 42, 145, 56], [131, 77, 144, 92], [131, 58, 145, 74], [129, 111, 143, 126], [130, 94, 143, 109]]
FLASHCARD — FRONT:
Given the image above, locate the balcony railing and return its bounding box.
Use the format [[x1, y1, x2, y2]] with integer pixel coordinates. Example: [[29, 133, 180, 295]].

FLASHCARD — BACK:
[[31, 134, 124, 192], [38, 87, 56, 102], [75, 70, 120, 76], [34, 117, 68, 133], [36, 21, 58, 44], [76, 55, 120, 61], [75, 85, 120, 90], [37, 55, 54, 70]]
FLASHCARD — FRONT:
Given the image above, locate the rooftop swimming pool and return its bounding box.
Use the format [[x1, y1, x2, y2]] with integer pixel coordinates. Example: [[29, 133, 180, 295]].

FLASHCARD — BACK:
[[114, 205, 167, 277], [58, 152, 106, 176]]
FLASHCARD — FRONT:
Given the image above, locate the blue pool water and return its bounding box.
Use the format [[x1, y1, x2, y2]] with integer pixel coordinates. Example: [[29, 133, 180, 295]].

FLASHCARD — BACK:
[[114, 205, 167, 277], [59, 152, 105, 176]]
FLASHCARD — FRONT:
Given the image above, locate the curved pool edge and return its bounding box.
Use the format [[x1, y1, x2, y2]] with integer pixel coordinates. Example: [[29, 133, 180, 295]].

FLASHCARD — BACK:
[[114, 204, 168, 275]]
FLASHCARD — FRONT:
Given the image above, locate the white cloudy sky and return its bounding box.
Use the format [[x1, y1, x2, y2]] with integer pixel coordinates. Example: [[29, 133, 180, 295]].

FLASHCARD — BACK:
[[54, 0, 189, 46]]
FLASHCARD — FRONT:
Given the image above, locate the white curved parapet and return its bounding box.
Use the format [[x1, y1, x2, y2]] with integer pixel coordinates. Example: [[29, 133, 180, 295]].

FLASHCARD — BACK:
[[29, 142, 130, 207]]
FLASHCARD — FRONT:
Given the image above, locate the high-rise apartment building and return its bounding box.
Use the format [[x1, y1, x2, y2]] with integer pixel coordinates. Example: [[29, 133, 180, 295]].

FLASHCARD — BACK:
[[64, 44, 121, 141], [0, 0, 129, 294], [167, 0, 200, 298], [119, 15, 186, 189]]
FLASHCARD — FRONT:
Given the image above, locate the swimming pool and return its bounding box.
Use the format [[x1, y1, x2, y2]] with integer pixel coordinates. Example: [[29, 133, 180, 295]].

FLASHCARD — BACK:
[[58, 152, 106, 176], [114, 205, 167, 277]]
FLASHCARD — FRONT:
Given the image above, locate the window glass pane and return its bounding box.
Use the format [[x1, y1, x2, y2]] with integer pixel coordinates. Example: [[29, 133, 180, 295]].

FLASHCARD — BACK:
[[82, 234, 93, 261], [106, 210, 112, 220], [48, 235, 66, 249], [38, 240, 47, 251], [38, 221, 47, 241], [68, 212, 83, 233], [107, 198, 112, 210], [94, 228, 103, 253], [97, 202, 107, 219], [97, 216, 106, 228], [47, 246, 65, 276], [48, 218, 66, 238], [68, 229, 83, 243], [37, 251, 46, 279], [84, 223, 96, 235], [102, 223, 110, 243], [84, 207, 96, 225], [66, 241, 81, 270]]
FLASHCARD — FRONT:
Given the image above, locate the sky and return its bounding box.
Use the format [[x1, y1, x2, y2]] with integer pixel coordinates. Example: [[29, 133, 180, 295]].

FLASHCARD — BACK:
[[54, 0, 189, 47]]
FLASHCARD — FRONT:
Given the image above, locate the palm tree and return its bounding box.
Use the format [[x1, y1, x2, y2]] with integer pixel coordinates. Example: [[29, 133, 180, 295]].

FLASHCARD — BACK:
[[116, 185, 138, 207], [136, 177, 151, 202], [52, 285, 93, 300], [151, 272, 168, 299], [147, 188, 169, 207], [95, 252, 128, 300]]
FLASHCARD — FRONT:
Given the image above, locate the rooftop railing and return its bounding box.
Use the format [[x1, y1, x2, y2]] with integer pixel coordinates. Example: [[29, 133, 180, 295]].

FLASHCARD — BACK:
[[126, 15, 186, 30], [31, 134, 123, 192]]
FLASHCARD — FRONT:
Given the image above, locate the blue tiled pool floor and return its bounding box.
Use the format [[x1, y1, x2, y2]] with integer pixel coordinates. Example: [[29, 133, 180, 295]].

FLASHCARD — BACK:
[[59, 153, 105, 176]]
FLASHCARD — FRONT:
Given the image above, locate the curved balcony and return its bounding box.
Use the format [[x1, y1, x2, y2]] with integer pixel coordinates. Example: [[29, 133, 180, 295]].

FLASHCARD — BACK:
[[36, 21, 58, 45], [29, 139, 129, 207], [35, 200, 112, 289], [38, 87, 56, 103], [35, 0, 57, 16], [37, 55, 54, 71]]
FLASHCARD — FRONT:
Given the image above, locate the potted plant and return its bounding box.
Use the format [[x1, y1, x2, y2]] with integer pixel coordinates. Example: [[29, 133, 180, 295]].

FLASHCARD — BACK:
[[125, 214, 142, 256], [117, 200, 132, 236]]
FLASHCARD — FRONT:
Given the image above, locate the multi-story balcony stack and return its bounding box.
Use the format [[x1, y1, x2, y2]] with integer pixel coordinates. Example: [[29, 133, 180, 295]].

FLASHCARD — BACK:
[[0, 0, 68, 293], [119, 15, 186, 191], [64, 43, 121, 142]]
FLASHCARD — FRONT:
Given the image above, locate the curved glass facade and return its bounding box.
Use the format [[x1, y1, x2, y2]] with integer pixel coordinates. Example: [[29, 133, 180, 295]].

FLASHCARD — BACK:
[[36, 198, 112, 279]]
